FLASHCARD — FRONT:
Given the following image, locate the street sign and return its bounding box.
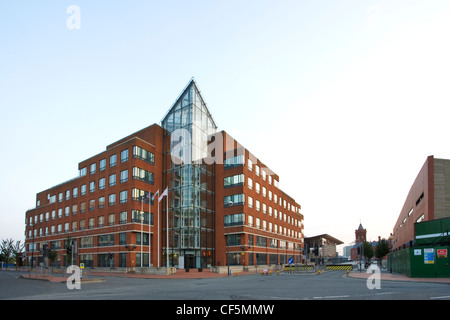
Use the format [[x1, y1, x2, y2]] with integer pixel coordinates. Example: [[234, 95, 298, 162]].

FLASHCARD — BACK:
[[288, 258, 294, 264], [424, 248, 434, 264], [437, 249, 448, 258], [80, 263, 84, 269]]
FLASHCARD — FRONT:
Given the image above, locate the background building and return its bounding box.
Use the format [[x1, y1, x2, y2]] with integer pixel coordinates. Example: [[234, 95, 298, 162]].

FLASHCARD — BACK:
[[392, 156, 450, 251], [24, 79, 304, 271], [304, 234, 343, 265]]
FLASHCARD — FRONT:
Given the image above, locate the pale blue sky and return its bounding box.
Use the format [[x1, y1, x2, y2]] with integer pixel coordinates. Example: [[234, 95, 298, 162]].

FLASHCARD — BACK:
[[1, 1, 450, 252]]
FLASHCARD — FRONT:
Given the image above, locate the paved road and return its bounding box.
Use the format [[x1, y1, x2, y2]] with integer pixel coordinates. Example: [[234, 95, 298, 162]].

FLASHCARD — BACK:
[[1, 270, 450, 300]]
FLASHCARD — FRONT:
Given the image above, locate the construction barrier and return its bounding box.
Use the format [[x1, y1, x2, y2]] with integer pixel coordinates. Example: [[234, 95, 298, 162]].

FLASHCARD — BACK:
[[284, 265, 315, 273], [324, 264, 353, 271]]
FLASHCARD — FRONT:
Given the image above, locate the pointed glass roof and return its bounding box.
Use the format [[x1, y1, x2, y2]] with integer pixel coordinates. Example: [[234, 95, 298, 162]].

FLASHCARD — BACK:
[[161, 78, 217, 133]]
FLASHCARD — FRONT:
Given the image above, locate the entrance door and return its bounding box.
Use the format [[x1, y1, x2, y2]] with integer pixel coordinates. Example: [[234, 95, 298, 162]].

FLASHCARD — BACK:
[[185, 255, 196, 269]]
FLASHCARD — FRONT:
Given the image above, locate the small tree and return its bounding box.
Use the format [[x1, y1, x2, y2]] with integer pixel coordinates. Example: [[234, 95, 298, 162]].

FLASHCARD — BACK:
[[48, 250, 57, 267], [1, 239, 24, 269], [363, 241, 374, 261], [375, 239, 390, 263]]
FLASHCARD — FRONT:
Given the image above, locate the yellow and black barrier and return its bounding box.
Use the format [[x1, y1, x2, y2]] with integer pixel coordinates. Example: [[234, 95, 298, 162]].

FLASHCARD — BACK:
[[284, 265, 315, 273], [324, 264, 353, 271]]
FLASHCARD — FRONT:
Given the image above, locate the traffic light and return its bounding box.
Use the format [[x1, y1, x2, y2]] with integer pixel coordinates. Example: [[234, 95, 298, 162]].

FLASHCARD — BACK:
[[66, 246, 72, 255], [313, 247, 319, 256], [108, 252, 113, 260], [42, 244, 48, 257]]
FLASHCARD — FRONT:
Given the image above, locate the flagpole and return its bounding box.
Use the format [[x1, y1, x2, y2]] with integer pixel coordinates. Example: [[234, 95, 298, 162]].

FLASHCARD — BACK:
[[140, 197, 143, 268], [149, 191, 151, 268], [166, 189, 169, 269], [157, 195, 160, 268]]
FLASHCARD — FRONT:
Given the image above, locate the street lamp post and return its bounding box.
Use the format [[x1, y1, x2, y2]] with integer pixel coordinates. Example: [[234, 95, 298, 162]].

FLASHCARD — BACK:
[[227, 201, 233, 276]]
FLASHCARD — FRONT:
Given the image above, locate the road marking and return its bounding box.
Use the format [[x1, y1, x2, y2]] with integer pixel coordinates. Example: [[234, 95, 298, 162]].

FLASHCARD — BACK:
[[313, 295, 351, 299], [430, 296, 450, 300]]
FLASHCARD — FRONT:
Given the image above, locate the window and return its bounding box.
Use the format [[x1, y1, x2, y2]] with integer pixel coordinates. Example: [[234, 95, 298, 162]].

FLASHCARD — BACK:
[[120, 190, 127, 203], [98, 216, 105, 227], [224, 155, 244, 168], [90, 163, 96, 175], [416, 192, 424, 206], [255, 165, 260, 176], [109, 194, 116, 206], [80, 202, 86, 213], [79, 167, 87, 177], [88, 218, 95, 229], [416, 214, 425, 223], [121, 149, 128, 163], [224, 174, 244, 188], [256, 200, 260, 211], [248, 215, 254, 227], [81, 184, 86, 196], [248, 158, 253, 171], [99, 159, 106, 171], [119, 233, 127, 245], [248, 196, 253, 208], [224, 194, 245, 206], [89, 199, 95, 211], [121, 170, 128, 183], [110, 154, 117, 167], [255, 183, 260, 194], [224, 213, 245, 226], [98, 234, 114, 246], [248, 177, 253, 189], [109, 174, 116, 187], [132, 167, 153, 184], [132, 189, 153, 204], [97, 177, 105, 190], [65, 190, 70, 200], [226, 234, 241, 246], [98, 196, 105, 209], [108, 214, 115, 226], [132, 210, 150, 223], [73, 187, 78, 198], [89, 181, 95, 193], [119, 211, 127, 224], [133, 146, 155, 164]]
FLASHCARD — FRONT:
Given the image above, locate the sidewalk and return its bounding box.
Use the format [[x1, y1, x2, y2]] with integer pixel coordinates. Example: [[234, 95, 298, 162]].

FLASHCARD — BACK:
[[20, 268, 244, 282], [347, 270, 450, 285]]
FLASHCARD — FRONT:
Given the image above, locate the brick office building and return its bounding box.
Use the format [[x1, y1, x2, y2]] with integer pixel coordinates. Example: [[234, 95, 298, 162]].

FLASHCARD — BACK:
[[24, 79, 304, 270], [392, 155, 450, 251]]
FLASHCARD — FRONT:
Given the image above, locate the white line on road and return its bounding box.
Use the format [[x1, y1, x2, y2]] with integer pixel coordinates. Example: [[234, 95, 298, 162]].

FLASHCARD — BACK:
[[313, 295, 351, 299], [430, 296, 450, 300]]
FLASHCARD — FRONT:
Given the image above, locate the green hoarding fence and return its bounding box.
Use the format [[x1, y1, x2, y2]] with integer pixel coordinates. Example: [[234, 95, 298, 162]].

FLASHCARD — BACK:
[[388, 246, 450, 278]]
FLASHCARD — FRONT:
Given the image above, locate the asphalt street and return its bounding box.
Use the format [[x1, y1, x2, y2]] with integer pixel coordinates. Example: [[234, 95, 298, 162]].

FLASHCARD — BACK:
[[1, 270, 449, 301]]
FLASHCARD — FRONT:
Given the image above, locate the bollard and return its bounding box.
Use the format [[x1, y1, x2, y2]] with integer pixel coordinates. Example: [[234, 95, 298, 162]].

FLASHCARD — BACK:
[[277, 270, 279, 275], [318, 270, 321, 275]]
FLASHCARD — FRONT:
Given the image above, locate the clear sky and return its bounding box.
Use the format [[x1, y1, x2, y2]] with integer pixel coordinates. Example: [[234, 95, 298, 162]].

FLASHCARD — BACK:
[[1, 1, 450, 254]]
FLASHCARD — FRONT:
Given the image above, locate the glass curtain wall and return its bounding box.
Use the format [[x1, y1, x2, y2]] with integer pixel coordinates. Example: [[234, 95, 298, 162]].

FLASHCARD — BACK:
[[162, 80, 217, 269]]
